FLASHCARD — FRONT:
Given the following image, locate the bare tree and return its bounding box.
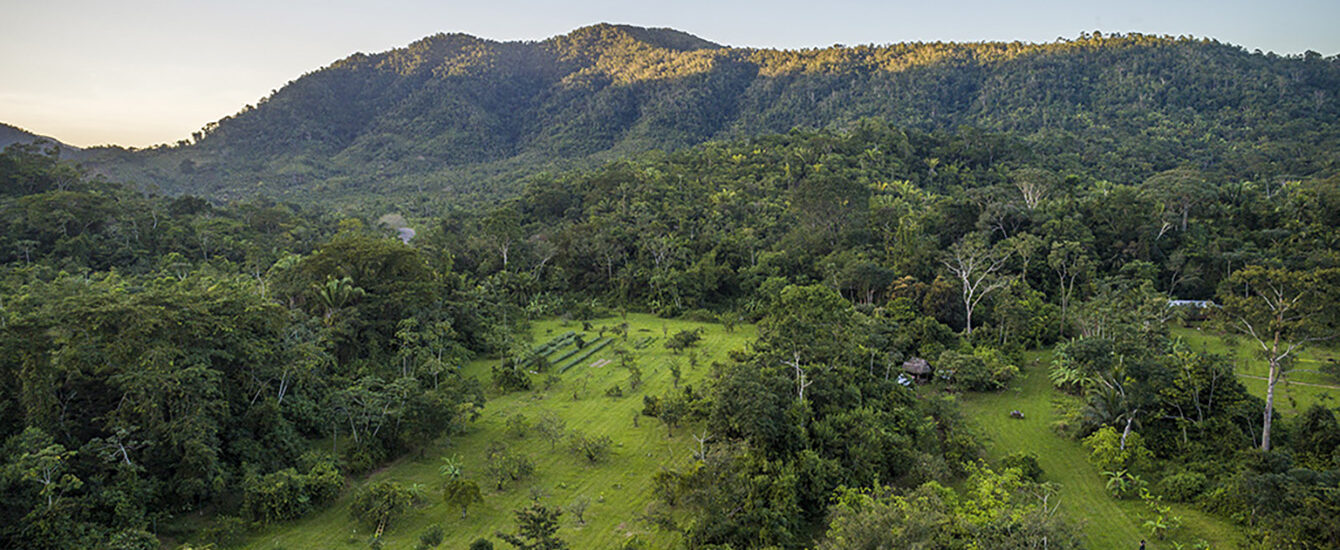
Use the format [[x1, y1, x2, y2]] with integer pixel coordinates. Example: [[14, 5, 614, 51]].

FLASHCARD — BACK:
[[943, 235, 1012, 335]]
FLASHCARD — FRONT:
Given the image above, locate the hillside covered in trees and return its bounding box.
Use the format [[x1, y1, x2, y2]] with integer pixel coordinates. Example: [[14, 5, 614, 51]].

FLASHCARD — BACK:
[[77, 24, 1340, 208], [3, 20, 1340, 550], [3, 103, 1340, 547]]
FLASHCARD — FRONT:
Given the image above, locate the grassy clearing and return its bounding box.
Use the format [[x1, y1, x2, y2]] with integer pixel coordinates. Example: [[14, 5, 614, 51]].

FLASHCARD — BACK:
[[1171, 326, 1338, 413], [240, 313, 754, 550], [959, 352, 1245, 550]]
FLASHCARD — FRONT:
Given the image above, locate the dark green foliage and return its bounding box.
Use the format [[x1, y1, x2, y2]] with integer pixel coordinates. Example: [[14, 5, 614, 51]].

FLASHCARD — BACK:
[[241, 454, 343, 523], [663, 328, 702, 353], [416, 524, 444, 549], [495, 502, 566, 550], [0, 147, 498, 548], [492, 360, 533, 392], [1000, 451, 1044, 482], [936, 348, 1018, 391], [1158, 471, 1208, 503], [79, 27, 1340, 213], [470, 538, 495, 550]]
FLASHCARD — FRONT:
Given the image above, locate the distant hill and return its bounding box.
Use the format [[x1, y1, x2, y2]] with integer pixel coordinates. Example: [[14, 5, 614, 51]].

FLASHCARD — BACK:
[[0, 123, 81, 157], [76, 24, 1340, 206]]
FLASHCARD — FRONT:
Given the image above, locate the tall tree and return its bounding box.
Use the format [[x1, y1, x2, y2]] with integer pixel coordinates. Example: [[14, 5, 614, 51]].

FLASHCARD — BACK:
[[943, 234, 1011, 335], [1217, 266, 1339, 451]]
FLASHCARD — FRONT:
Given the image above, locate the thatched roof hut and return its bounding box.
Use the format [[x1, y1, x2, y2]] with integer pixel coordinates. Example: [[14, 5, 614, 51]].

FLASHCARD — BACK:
[[901, 357, 932, 379]]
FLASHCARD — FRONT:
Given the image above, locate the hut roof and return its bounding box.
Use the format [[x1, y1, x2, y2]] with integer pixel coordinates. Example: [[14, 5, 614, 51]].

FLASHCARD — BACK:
[[902, 357, 931, 375]]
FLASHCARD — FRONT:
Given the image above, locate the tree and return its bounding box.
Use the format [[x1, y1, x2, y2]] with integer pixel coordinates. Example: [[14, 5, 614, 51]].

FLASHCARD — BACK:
[[1011, 167, 1058, 211], [1048, 240, 1092, 324], [534, 411, 567, 450], [569, 431, 613, 463], [496, 502, 567, 550], [1140, 168, 1214, 234], [349, 481, 417, 532], [567, 495, 590, 525], [943, 234, 1011, 335], [8, 427, 82, 511], [1217, 266, 1339, 451], [443, 478, 484, 519]]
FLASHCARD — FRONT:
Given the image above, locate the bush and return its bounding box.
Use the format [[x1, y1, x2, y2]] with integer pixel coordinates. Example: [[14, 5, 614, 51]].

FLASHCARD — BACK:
[[505, 413, 531, 438], [416, 525, 445, 549], [492, 361, 532, 392], [197, 515, 249, 548], [349, 480, 417, 530], [301, 452, 344, 503], [682, 309, 718, 323], [664, 329, 703, 353], [570, 431, 614, 463], [470, 538, 495, 550], [937, 349, 1017, 391], [241, 455, 343, 523], [641, 394, 662, 417], [1158, 471, 1208, 502], [1001, 451, 1044, 482], [1082, 426, 1152, 472]]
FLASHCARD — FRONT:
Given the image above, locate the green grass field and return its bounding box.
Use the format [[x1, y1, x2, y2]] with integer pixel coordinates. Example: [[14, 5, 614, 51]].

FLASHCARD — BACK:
[[959, 352, 1245, 550], [234, 318, 1302, 549], [1171, 326, 1338, 413], [240, 314, 754, 550]]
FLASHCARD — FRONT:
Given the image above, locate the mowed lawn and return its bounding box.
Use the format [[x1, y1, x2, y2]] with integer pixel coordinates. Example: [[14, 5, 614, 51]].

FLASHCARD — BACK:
[[959, 352, 1245, 550], [241, 314, 755, 550], [1171, 326, 1338, 413]]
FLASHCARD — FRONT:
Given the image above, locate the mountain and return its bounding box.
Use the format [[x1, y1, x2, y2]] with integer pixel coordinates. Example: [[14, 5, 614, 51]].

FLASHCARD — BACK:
[[77, 24, 1340, 206], [0, 123, 81, 157]]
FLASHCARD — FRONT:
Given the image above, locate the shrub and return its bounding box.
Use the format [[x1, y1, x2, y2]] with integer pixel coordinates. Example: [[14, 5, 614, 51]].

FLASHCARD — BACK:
[[416, 525, 445, 549], [1158, 471, 1208, 502], [241, 455, 343, 523], [1001, 451, 1044, 482], [1082, 426, 1152, 472], [197, 515, 249, 548], [492, 361, 532, 392], [664, 329, 703, 353], [349, 480, 417, 530], [505, 413, 531, 439], [570, 431, 614, 463]]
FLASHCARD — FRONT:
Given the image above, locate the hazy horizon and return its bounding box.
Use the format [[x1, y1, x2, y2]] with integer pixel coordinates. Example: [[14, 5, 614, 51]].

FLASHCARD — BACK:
[[4, 0, 1338, 148]]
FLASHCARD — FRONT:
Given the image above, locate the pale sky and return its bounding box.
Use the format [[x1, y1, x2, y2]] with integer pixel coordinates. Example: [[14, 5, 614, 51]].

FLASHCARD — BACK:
[[2, 0, 1337, 148]]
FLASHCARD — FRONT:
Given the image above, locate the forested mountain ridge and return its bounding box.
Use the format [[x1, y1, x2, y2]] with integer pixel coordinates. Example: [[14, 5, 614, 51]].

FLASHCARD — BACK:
[[0, 124, 81, 157], [73, 24, 1340, 207]]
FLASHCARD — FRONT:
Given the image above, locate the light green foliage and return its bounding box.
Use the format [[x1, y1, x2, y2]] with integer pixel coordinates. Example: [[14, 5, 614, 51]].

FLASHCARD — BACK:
[[936, 347, 1018, 391], [241, 455, 343, 523], [349, 480, 419, 531], [1083, 426, 1153, 473], [961, 351, 1246, 548], [818, 465, 1082, 549]]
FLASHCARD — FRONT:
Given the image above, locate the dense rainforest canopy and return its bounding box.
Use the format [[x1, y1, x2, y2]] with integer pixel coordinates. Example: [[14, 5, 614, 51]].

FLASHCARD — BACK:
[[2, 23, 1340, 550], [78, 24, 1340, 211]]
